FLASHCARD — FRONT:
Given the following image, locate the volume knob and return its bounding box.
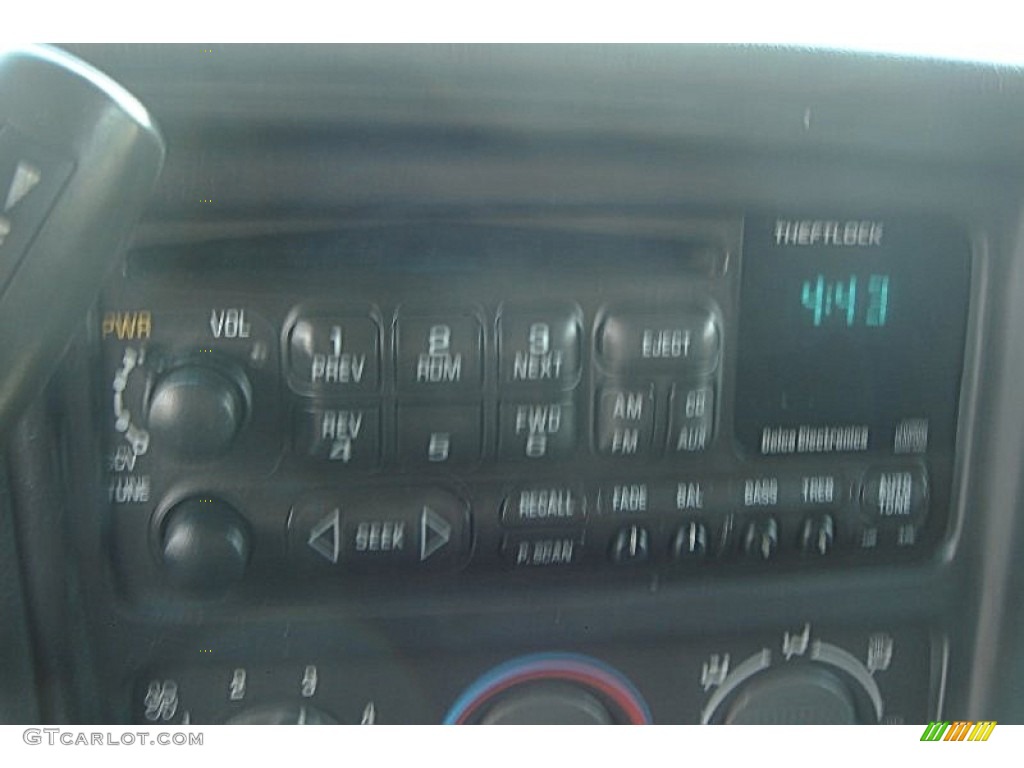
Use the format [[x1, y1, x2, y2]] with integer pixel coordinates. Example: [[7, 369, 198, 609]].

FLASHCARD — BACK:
[[146, 362, 249, 459]]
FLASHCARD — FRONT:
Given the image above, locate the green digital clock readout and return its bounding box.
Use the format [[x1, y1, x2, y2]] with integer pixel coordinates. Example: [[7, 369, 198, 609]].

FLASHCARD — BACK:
[[736, 216, 970, 458], [800, 274, 890, 328]]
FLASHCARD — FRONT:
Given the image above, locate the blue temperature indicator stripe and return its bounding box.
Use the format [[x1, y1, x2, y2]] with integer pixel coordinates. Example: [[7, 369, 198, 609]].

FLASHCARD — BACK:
[[442, 652, 653, 724]]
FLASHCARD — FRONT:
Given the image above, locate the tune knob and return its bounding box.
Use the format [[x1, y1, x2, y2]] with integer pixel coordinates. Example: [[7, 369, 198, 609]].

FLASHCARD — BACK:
[[158, 497, 250, 595], [146, 361, 249, 459]]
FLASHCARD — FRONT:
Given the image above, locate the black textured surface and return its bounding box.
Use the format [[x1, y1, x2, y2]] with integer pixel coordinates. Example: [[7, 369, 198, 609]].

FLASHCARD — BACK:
[[4, 44, 1024, 723], [0, 461, 39, 723]]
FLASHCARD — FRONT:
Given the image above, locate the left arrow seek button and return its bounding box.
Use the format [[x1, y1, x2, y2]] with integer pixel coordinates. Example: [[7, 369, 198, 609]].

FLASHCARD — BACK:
[[307, 509, 341, 564], [290, 488, 471, 572]]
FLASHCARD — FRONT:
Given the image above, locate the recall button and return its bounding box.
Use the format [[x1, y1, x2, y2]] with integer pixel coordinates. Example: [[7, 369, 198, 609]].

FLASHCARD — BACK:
[[502, 486, 586, 527]]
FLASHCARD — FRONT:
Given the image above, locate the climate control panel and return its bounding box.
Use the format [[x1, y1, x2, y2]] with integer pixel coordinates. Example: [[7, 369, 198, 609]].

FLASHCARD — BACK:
[[130, 624, 940, 724]]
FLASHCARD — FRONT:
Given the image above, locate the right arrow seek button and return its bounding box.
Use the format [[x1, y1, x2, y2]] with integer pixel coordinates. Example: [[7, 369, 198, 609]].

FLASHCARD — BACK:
[[420, 506, 453, 561], [290, 487, 470, 571]]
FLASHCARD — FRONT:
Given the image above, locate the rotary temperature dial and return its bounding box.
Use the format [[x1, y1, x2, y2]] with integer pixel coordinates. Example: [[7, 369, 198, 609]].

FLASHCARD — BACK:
[[445, 653, 652, 725], [699, 625, 894, 725]]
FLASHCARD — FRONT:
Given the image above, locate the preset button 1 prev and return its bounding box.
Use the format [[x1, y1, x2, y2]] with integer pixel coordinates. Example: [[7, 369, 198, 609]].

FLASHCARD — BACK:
[[287, 315, 380, 392]]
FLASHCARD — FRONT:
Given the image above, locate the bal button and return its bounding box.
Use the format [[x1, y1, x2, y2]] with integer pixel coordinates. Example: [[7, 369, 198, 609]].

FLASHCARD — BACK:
[[672, 520, 709, 561]]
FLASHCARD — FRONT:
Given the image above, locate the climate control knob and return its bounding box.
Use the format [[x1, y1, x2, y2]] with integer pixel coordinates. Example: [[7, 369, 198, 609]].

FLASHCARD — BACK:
[[146, 361, 249, 459], [225, 703, 336, 725], [720, 665, 858, 724], [445, 653, 651, 725], [476, 681, 614, 724], [158, 497, 250, 595]]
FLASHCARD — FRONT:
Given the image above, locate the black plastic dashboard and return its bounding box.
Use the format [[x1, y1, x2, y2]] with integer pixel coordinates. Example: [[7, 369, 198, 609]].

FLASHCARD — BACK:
[[4, 44, 1024, 725]]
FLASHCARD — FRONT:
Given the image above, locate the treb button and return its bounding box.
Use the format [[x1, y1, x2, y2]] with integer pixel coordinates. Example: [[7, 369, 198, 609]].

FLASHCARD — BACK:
[[598, 310, 719, 375]]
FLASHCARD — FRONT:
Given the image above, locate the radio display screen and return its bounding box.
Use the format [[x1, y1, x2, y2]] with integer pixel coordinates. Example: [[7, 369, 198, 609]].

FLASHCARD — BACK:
[[735, 216, 971, 458]]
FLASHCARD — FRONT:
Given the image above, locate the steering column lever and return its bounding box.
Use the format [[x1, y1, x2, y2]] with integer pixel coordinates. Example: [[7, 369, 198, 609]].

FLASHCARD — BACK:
[[0, 45, 164, 439]]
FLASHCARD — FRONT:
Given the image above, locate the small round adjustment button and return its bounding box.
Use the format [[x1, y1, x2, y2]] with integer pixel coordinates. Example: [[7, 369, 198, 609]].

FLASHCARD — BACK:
[[610, 525, 650, 564], [743, 517, 779, 561], [479, 682, 613, 725], [800, 514, 835, 556], [158, 497, 250, 595], [672, 520, 709, 560], [147, 362, 249, 459]]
